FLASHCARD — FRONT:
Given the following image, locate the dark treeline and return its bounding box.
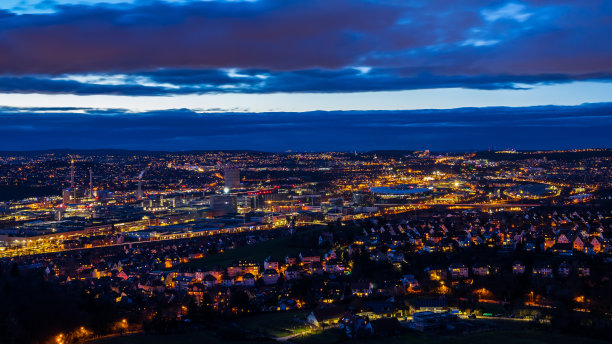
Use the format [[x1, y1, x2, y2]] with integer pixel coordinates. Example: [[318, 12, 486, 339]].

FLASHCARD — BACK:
[[0, 264, 111, 344]]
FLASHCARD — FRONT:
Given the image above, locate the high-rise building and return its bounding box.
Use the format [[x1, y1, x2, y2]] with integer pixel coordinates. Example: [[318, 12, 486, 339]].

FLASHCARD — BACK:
[[353, 191, 373, 206], [224, 167, 241, 191], [329, 197, 344, 207], [136, 169, 146, 200], [211, 194, 238, 216], [62, 187, 84, 205], [62, 188, 73, 205]]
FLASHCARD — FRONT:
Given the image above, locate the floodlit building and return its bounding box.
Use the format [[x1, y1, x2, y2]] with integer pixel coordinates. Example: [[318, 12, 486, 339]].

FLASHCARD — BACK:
[[224, 167, 241, 191]]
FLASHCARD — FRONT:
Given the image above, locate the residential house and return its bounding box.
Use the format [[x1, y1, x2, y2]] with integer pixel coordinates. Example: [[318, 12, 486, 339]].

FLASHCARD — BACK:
[[551, 243, 573, 256], [351, 281, 374, 298], [174, 275, 193, 290], [557, 262, 571, 277], [264, 259, 280, 271], [220, 274, 233, 287], [307, 306, 345, 327], [532, 263, 553, 278], [203, 274, 217, 288], [448, 264, 469, 279], [577, 265, 591, 277], [227, 261, 259, 278], [573, 236, 585, 252], [401, 275, 420, 291], [360, 300, 396, 318], [410, 298, 448, 313], [590, 237, 603, 253], [308, 262, 324, 275], [284, 265, 301, 280], [242, 273, 256, 287], [338, 313, 367, 338], [262, 269, 280, 285], [300, 250, 321, 265], [512, 262, 526, 275], [286, 255, 299, 265], [472, 264, 489, 277], [188, 283, 204, 303], [427, 267, 447, 281]]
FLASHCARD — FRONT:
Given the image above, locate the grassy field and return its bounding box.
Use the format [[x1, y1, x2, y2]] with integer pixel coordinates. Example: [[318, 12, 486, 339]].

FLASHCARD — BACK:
[[92, 311, 312, 343], [175, 234, 322, 270], [93, 326, 612, 344], [93, 332, 214, 344], [235, 310, 312, 337], [176, 236, 298, 270], [91, 331, 251, 344], [292, 329, 612, 344]]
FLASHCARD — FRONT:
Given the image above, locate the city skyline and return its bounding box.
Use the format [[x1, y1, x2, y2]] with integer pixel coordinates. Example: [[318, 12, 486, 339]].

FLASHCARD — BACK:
[[1, 148, 611, 344]]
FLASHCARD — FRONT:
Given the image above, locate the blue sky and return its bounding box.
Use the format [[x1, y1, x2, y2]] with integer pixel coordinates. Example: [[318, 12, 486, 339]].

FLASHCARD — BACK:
[[0, 0, 611, 150]]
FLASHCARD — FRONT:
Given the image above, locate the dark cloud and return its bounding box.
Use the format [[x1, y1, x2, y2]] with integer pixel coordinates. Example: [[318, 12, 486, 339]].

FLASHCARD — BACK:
[[0, 0, 609, 94], [0, 0, 403, 73], [0, 69, 610, 95], [0, 103, 610, 151], [0, 75, 171, 95]]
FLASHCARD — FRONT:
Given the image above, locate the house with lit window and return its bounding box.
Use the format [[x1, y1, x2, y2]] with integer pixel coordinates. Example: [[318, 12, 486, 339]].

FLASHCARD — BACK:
[[264, 258, 281, 271], [472, 264, 489, 277], [426, 266, 447, 281], [401, 275, 420, 291], [203, 274, 217, 288], [409, 298, 448, 313], [262, 269, 279, 285], [448, 264, 469, 279], [577, 265, 590, 277], [573, 236, 585, 252], [532, 263, 553, 278], [557, 262, 570, 277], [351, 281, 374, 298], [512, 261, 526, 275], [307, 306, 345, 327], [284, 265, 301, 280], [300, 250, 321, 265], [242, 273, 255, 287], [590, 237, 603, 253]]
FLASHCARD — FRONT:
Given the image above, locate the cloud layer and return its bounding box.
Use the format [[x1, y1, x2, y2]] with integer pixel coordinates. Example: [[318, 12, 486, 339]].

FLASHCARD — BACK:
[[1, 103, 610, 151], [0, 0, 610, 95]]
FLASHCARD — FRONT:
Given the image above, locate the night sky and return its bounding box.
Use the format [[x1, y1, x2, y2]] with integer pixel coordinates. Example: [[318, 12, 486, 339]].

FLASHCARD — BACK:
[[0, 0, 611, 151]]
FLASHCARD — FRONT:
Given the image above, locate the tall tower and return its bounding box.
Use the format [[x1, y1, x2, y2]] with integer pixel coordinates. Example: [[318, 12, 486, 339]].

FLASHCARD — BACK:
[[89, 168, 93, 198], [63, 155, 76, 205], [136, 169, 146, 200], [224, 166, 240, 191], [70, 156, 75, 188]]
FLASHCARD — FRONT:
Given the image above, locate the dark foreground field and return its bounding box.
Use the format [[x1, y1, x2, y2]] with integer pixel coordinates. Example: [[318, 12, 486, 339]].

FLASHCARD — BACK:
[[94, 328, 611, 344]]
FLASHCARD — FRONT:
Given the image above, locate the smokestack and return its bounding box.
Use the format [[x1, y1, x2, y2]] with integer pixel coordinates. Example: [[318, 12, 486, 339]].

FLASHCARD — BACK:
[[70, 157, 75, 188], [137, 169, 146, 200], [89, 168, 93, 197]]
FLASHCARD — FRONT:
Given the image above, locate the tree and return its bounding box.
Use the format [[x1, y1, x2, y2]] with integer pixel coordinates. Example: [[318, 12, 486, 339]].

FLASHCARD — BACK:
[[230, 290, 251, 313]]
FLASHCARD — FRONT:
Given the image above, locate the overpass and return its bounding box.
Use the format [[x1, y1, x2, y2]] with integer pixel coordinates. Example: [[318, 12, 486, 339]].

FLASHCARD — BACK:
[[375, 203, 539, 209]]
